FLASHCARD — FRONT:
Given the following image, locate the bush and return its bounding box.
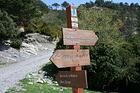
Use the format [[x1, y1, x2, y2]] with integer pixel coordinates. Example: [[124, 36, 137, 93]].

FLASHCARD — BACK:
[[41, 24, 61, 40], [0, 10, 17, 42], [10, 39, 22, 49], [42, 62, 70, 80], [26, 18, 61, 40], [53, 6, 139, 92]]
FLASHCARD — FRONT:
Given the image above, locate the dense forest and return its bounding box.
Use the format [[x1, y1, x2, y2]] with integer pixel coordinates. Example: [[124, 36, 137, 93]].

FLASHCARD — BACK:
[[0, 0, 140, 93]]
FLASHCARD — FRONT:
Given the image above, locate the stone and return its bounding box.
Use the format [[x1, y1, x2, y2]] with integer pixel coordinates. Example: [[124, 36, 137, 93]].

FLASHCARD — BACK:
[[36, 78, 44, 84], [28, 82, 33, 85]]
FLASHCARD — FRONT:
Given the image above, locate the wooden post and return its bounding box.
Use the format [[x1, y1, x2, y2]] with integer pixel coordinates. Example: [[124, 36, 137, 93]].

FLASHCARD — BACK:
[[66, 5, 84, 93]]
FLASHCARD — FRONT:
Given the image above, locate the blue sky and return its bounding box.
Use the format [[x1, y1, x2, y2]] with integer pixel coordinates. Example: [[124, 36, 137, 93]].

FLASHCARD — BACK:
[[42, 0, 140, 6]]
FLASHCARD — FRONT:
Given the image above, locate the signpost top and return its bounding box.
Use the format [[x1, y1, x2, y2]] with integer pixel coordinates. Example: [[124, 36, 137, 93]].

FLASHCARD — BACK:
[[66, 5, 78, 28], [71, 6, 77, 17]]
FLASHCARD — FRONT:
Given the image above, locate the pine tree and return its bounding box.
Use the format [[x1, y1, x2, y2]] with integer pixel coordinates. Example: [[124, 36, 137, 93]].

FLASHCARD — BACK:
[[0, 10, 17, 42]]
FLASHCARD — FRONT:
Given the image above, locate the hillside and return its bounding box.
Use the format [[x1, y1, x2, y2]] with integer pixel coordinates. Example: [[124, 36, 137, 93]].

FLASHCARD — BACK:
[[0, 0, 140, 93], [46, 1, 140, 93]]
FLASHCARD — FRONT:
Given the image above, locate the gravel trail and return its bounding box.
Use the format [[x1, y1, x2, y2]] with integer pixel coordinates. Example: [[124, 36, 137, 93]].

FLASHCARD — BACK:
[[0, 49, 54, 93]]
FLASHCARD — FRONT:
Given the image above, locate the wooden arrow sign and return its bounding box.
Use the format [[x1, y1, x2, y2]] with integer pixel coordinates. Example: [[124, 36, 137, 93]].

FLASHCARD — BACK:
[[56, 70, 88, 88], [63, 28, 98, 46], [50, 50, 90, 68]]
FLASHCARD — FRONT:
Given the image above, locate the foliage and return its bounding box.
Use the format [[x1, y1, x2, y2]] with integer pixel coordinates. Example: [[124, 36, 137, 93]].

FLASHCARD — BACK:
[[10, 39, 22, 49], [78, 6, 123, 32], [0, 10, 17, 43], [78, 6, 139, 92], [35, 0, 49, 14], [52, 3, 60, 10], [42, 63, 59, 78], [6, 78, 102, 93], [42, 10, 67, 27], [95, 0, 104, 6], [61, 1, 70, 9], [0, 0, 49, 48], [0, 0, 43, 25], [25, 18, 61, 40], [129, 35, 140, 57]]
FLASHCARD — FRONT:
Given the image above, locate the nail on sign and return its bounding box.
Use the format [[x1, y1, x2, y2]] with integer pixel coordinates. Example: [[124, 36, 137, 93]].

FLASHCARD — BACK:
[[56, 70, 88, 88], [50, 50, 90, 68]]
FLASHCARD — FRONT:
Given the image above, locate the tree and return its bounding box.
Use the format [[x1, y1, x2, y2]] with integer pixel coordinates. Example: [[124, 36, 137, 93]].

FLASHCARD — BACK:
[[35, 0, 49, 14], [78, 6, 139, 92], [61, 1, 69, 9], [0, 10, 17, 43], [52, 3, 60, 10], [95, 0, 104, 6], [0, 0, 42, 26]]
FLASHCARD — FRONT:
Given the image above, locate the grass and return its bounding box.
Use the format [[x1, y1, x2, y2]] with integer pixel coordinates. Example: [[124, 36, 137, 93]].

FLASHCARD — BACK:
[[6, 63, 102, 93], [6, 78, 102, 93]]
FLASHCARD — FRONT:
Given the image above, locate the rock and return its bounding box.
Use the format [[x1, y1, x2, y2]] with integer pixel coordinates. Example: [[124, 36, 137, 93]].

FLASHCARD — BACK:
[[53, 81, 58, 86], [45, 78, 53, 85], [38, 70, 43, 74], [36, 78, 44, 84], [18, 27, 25, 33], [21, 88, 27, 91], [20, 33, 56, 55], [52, 87, 57, 90], [60, 88, 63, 92], [28, 82, 33, 85], [0, 33, 57, 67]]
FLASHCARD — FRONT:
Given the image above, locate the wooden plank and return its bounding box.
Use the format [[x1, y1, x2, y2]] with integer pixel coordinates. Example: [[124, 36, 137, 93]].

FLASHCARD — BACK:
[[50, 50, 90, 68], [63, 28, 98, 46], [56, 70, 88, 88]]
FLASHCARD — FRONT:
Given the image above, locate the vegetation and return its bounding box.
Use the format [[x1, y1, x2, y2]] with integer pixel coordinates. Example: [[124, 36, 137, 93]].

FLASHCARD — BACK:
[[0, 10, 17, 43], [46, 0, 140, 93], [52, 3, 60, 10], [6, 71, 102, 93], [79, 2, 140, 92], [10, 39, 22, 49], [0, 0, 42, 25], [1, 0, 140, 93], [61, 1, 70, 9], [0, 0, 60, 47]]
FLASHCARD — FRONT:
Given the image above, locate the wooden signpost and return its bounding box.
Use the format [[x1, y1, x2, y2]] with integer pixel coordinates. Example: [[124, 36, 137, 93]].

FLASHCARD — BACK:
[[50, 50, 90, 68], [66, 5, 78, 29], [56, 71, 88, 88], [50, 5, 98, 93]]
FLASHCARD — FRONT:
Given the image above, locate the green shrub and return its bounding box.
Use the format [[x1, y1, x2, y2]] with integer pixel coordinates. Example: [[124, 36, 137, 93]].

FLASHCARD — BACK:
[[41, 24, 61, 40], [42, 62, 70, 80], [10, 39, 22, 49], [26, 18, 61, 40], [0, 10, 17, 42]]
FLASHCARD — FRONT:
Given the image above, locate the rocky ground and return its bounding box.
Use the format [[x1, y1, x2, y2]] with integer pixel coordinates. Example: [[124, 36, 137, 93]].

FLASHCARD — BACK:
[[0, 33, 57, 67], [0, 33, 57, 93]]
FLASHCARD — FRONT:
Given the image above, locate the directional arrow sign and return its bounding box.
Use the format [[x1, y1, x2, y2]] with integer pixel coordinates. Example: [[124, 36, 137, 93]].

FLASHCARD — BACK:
[[50, 50, 90, 68], [56, 70, 88, 88], [63, 28, 98, 46]]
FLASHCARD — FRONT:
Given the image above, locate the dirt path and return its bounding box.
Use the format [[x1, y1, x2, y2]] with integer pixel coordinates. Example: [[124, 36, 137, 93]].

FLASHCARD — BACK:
[[0, 49, 53, 93]]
